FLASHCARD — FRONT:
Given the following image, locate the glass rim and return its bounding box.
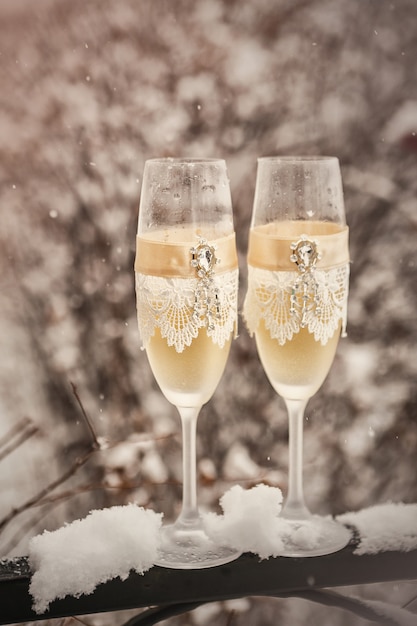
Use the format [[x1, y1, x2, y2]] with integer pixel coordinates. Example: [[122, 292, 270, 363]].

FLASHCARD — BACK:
[[145, 157, 226, 165], [257, 155, 339, 163]]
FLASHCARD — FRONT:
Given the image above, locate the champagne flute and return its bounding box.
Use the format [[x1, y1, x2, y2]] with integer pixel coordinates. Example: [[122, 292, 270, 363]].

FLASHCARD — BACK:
[[135, 157, 241, 568], [243, 156, 351, 556]]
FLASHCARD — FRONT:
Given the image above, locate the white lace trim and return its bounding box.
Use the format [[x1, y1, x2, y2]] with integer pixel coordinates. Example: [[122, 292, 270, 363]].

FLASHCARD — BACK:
[[136, 269, 239, 353], [243, 264, 349, 346]]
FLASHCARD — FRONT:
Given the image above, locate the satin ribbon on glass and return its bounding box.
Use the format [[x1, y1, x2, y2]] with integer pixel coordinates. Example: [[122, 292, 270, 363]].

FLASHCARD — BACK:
[[247, 224, 349, 271], [135, 232, 238, 277]]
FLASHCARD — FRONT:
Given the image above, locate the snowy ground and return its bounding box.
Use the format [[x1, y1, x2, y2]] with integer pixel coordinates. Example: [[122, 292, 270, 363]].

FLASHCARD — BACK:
[[0, 0, 416, 624]]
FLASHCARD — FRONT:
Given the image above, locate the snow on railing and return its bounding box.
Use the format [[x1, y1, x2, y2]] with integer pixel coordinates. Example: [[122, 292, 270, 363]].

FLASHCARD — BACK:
[[0, 489, 416, 625]]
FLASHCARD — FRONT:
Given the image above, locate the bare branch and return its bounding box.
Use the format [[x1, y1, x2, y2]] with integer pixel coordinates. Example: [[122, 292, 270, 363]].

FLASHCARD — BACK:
[[0, 417, 39, 462], [72, 616, 94, 626], [0, 448, 95, 536], [0, 500, 58, 556], [70, 381, 101, 450], [282, 589, 414, 626], [403, 591, 417, 610]]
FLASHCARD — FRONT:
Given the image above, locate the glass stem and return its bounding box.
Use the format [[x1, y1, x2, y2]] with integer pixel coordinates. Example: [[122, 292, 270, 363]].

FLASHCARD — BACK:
[[281, 398, 312, 521], [176, 406, 202, 529]]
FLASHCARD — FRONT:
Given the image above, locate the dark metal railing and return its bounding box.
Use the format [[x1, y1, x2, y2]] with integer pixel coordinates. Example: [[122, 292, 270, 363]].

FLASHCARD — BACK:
[[1, 534, 416, 625]]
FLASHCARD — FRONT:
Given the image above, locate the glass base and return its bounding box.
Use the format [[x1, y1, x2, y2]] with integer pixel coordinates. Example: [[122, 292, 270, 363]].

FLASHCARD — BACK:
[[278, 515, 351, 557], [155, 524, 242, 569]]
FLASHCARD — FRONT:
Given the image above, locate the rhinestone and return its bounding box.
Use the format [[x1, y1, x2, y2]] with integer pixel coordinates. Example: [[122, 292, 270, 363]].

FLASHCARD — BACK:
[[197, 246, 214, 272], [299, 243, 314, 266], [290, 237, 320, 272]]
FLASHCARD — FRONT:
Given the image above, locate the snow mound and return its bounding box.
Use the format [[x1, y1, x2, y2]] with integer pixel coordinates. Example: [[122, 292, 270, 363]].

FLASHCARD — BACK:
[[29, 503, 162, 614], [337, 502, 417, 554]]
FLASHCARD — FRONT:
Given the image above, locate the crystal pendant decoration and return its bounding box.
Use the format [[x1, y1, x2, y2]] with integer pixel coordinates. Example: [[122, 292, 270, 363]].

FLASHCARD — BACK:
[[190, 238, 221, 331], [289, 236, 321, 328]]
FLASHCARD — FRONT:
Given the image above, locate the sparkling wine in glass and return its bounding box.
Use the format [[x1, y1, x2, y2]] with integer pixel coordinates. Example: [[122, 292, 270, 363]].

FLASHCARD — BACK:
[[243, 156, 351, 557], [135, 157, 241, 568]]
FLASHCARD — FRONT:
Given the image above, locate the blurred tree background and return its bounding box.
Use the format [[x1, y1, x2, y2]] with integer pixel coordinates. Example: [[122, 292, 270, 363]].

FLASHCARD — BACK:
[[0, 0, 416, 624]]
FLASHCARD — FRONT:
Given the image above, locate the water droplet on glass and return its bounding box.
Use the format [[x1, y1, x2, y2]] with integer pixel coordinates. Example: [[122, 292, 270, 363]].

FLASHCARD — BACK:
[[202, 184, 215, 192]]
